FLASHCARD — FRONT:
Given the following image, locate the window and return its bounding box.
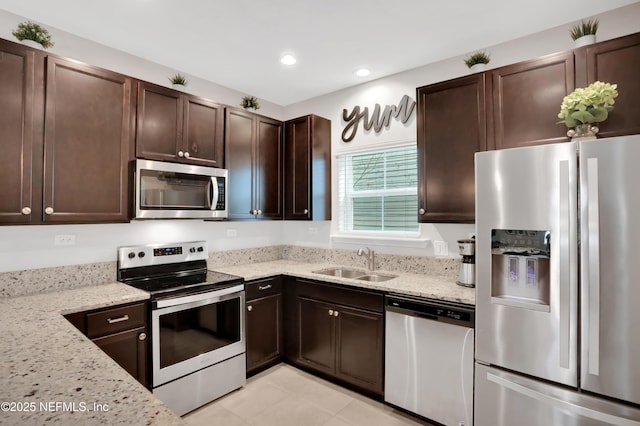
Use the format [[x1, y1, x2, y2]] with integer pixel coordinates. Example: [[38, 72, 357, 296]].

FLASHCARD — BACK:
[[337, 146, 418, 234]]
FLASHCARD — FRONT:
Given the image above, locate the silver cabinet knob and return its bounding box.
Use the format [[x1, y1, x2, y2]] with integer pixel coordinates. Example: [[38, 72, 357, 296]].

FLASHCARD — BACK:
[[21, 207, 31, 215], [44, 207, 54, 215], [257, 209, 262, 215], [303, 209, 309, 214], [184, 151, 190, 159], [178, 151, 184, 158], [334, 311, 339, 317], [138, 332, 147, 341], [418, 208, 426, 215], [250, 209, 257, 215], [329, 309, 334, 316], [247, 305, 253, 312]]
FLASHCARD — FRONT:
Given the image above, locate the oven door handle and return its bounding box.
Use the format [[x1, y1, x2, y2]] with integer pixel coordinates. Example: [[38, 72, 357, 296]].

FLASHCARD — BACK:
[[154, 284, 244, 309]]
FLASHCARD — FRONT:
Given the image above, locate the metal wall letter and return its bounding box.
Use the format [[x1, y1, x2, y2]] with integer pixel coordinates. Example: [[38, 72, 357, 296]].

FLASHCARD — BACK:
[[341, 94, 416, 142]]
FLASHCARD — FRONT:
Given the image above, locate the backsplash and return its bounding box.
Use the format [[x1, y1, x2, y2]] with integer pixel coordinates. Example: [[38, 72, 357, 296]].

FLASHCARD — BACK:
[[0, 245, 458, 297]]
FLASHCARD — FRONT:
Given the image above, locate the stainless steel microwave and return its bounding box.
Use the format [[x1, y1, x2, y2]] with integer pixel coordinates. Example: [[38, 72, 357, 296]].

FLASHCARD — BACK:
[[134, 159, 228, 220]]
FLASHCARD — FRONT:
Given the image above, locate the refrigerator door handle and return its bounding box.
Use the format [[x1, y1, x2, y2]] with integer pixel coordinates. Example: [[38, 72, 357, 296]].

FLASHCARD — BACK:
[[559, 160, 571, 369], [487, 372, 639, 426], [586, 157, 601, 376]]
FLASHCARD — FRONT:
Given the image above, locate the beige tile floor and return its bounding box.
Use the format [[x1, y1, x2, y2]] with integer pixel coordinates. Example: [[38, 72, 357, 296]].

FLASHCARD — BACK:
[[183, 363, 435, 426]]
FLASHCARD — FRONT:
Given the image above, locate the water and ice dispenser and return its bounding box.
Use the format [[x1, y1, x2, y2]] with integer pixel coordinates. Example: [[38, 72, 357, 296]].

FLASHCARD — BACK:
[[491, 230, 551, 311]]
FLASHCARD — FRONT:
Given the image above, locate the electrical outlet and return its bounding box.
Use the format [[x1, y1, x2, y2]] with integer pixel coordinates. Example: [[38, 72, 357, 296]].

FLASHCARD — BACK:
[[226, 229, 237, 237], [54, 234, 76, 246], [434, 240, 448, 256], [308, 227, 318, 235]]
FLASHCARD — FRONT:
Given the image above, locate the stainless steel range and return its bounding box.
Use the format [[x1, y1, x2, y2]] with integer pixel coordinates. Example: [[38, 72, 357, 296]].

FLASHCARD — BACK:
[[117, 241, 245, 416]]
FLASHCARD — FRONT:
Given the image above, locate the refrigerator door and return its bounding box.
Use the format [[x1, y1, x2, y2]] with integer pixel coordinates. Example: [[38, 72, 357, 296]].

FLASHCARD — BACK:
[[475, 142, 578, 386], [579, 135, 640, 405], [475, 363, 640, 426]]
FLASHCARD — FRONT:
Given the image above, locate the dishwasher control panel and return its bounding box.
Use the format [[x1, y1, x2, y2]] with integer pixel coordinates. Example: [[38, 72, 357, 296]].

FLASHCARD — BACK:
[[386, 295, 475, 327]]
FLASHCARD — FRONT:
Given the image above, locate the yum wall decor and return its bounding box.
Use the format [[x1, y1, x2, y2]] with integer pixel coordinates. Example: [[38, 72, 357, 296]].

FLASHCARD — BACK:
[[341, 94, 416, 142]]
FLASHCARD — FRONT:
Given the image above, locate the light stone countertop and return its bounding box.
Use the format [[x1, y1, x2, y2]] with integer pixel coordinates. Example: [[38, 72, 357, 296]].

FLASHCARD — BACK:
[[214, 260, 475, 305], [0, 283, 184, 426], [0, 258, 471, 426]]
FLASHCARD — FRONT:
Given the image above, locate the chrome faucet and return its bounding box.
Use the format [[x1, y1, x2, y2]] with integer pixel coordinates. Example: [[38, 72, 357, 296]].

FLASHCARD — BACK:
[[357, 247, 375, 271]]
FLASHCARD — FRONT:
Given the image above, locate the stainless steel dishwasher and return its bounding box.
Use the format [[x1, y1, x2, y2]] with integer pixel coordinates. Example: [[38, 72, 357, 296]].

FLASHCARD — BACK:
[[385, 294, 474, 426]]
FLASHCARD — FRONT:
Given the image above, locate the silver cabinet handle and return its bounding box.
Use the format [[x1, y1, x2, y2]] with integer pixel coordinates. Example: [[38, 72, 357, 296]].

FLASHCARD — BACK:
[[258, 284, 272, 291], [106, 314, 129, 324], [138, 332, 146, 341], [247, 305, 253, 312], [334, 311, 339, 317], [21, 207, 31, 215], [586, 157, 601, 376], [418, 208, 426, 215], [303, 209, 309, 214], [328, 309, 334, 316], [44, 207, 54, 215], [184, 152, 190, 159], [257, 209, 262, 215], [178, 151, 184, 157]]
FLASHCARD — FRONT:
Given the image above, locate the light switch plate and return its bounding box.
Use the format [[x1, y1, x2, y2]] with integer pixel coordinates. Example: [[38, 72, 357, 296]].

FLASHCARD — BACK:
[[226, 229, 237, 237], [54, 234, 76, 246]]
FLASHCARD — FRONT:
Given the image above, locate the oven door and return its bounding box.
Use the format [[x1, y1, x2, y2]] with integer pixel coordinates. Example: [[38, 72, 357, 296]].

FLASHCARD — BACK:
[[151, 285, 245, 387]]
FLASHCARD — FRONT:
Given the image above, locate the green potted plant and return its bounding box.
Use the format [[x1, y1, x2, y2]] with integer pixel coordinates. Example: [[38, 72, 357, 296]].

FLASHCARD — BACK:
[[240, 95, 260, 110], [571, 18, 599, 48], [464, 51, 490, 73], [12, 21, 54, 49], [557, 80, 618, 140], [169, 73, 188, 91]]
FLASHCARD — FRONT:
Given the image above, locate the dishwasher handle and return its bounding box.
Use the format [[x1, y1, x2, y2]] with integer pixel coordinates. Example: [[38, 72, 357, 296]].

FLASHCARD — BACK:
[[386, 295, 475, 328]]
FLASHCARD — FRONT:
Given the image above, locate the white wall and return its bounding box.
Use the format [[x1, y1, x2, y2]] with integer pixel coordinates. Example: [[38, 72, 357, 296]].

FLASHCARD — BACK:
[[1, 4, 639, 272], [283, 2, 640, 257]]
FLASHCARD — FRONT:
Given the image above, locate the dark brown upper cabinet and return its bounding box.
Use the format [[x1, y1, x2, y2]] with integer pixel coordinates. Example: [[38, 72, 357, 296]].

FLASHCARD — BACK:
[[575, 32, 640, 138], [225, 108, 283, 220], [0, 39, 43, 225], [136, 81, 224, 167], [488, 51, 574, 150], [417, 73, 486, 224], [42, 56, 133, 224], [284, 115, 332, 221]]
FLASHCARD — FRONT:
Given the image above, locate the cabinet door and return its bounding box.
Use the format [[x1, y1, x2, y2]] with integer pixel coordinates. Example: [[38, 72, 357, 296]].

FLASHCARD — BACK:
[[226, 108, 255, 219], [255, 116, 283, 219], [0, 40, 42, 224], [43, 57, 132, 223], [284, 116, 311, 220], [576, 33, 640, 138], [246, 293, 282, 374], [92, 326, 148, 387], [335, 305, 384, 395], [417, 74, 486, 223], [490, 51, 574, 149], [136, 82, 183, 162], [183, 95, 225, 167], [298, 297, 335, 376]]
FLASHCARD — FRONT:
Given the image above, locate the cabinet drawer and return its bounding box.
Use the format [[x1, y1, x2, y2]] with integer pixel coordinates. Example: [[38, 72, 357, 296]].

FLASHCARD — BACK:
[[86, 302, 146, 339], [246, 278, 282, 300], [295, 279, 384, 313]]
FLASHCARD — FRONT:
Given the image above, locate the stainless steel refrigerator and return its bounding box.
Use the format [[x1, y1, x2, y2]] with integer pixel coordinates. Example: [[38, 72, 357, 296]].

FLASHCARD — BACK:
[[474, 135, 640, 425]]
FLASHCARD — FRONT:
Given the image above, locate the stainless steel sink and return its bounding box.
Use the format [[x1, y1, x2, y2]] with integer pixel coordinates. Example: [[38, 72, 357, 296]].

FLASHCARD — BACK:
[[312, 267, 397, 282]]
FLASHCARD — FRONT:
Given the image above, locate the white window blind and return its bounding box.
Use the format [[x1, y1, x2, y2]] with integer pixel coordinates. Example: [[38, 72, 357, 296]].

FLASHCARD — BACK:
[[337, 146, 418, 234]]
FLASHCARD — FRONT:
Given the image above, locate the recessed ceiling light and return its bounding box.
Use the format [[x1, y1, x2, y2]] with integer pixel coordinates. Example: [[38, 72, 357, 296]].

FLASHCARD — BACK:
[[354, 68, 371, 77], [280, 54, 297, 65]]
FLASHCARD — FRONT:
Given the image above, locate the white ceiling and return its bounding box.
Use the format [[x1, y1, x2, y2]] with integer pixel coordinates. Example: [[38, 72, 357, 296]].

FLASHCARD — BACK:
[[1, 1, 637, 106]]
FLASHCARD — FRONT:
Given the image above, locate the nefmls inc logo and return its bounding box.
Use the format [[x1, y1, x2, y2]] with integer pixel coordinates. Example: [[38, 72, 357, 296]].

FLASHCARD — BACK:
[[341, 94, 416, 142]]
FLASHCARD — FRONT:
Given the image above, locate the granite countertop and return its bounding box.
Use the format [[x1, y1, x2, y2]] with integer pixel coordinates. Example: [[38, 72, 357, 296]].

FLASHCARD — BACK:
[[214, 260, 475, 305], [0, 258, 471, 425], [0, 283, 184, 426]]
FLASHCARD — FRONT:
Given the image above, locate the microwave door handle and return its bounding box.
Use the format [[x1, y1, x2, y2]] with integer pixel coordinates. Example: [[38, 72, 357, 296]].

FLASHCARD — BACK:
[[208, 177, 219, 210]]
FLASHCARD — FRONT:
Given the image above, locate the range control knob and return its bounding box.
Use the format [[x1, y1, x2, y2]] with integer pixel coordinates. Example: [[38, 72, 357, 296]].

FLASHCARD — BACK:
[[138, 251, 145, 258], [189, 247, 196, 253], [197, 246, 204, 252], [128, 252, 135, 259]]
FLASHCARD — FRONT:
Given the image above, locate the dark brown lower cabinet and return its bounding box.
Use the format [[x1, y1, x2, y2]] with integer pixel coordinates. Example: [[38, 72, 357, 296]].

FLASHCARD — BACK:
[[288, 278, 384, 397], [64, 301, 148, 388], [246, 277, 283, 375]]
